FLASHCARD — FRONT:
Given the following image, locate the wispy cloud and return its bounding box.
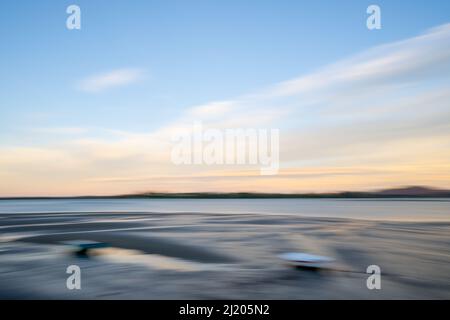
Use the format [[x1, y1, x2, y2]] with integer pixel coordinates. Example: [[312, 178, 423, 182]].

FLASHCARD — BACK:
[[32, 127, 88, 135], [78, 68, 144, 93]]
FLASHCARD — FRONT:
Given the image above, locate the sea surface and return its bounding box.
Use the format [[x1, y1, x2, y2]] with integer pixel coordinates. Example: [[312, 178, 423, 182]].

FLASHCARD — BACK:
[[1, 198, 449, 221]]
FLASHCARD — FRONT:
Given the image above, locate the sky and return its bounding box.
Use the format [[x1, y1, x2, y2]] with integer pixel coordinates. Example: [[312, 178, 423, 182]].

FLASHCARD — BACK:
[[0, 0, 450, 196]]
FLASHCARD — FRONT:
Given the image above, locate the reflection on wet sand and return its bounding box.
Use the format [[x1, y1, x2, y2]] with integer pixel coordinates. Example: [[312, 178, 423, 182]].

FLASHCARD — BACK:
[[1, 210, 450, 299]]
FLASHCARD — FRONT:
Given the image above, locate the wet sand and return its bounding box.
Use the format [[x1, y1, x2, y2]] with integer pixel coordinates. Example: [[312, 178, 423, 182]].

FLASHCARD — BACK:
[[0, 211, 449, 299]]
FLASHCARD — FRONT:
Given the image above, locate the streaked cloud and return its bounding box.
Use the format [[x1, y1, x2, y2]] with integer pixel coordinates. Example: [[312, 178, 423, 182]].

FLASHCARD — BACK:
[[78, 68, 144, 93]]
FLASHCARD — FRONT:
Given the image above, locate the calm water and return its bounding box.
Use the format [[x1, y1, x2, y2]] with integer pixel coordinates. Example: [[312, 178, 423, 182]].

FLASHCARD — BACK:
[[0, 198, 450, 221]]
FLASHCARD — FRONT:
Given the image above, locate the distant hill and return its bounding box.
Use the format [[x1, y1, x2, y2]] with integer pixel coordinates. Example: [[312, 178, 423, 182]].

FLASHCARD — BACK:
[[127, 186, 450, 199], [2, 186, 450, 200], [374, 186, 450, 196]]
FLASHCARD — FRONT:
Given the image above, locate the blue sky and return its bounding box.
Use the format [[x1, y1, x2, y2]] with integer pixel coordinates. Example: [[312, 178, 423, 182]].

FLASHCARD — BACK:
[[1, 0, 449, 137], [0, 1, 450, 195]]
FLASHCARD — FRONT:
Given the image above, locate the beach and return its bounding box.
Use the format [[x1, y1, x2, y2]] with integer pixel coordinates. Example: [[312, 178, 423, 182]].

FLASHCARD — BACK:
[[1, 200, 449, 299]]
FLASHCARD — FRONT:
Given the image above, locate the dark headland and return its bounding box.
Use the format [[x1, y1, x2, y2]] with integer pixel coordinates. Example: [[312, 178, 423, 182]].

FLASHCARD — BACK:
[[1, 186, 450, 200]]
